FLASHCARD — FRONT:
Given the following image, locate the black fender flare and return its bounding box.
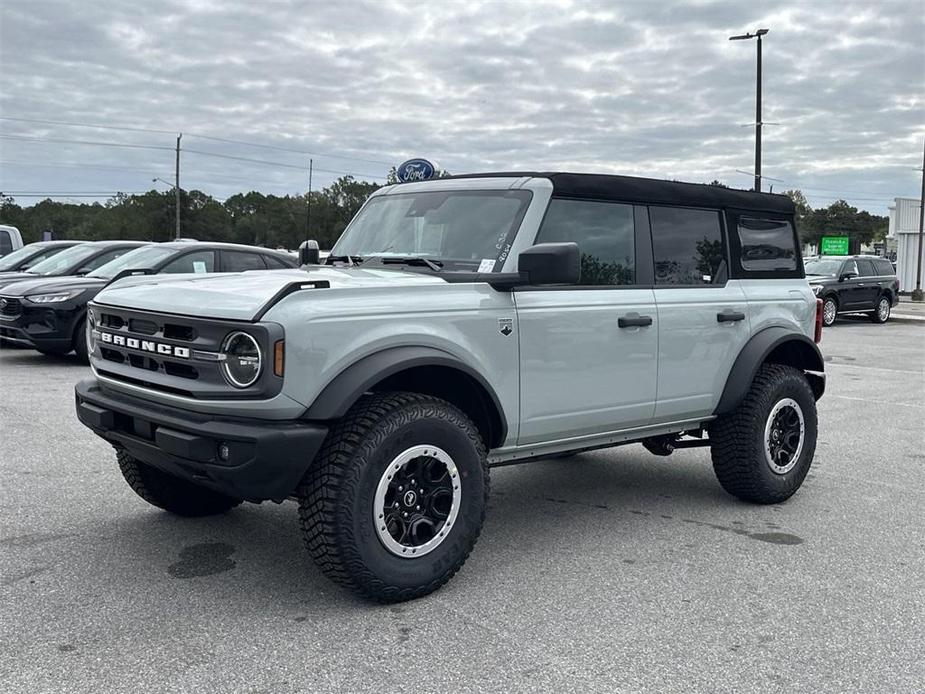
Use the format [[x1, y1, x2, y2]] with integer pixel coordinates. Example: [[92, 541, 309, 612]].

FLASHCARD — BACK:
[[303, 345, 508, 444], [714, 327, 825, 415]]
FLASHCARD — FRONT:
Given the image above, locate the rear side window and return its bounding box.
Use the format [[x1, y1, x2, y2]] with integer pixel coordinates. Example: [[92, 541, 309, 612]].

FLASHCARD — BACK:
[[856, 259, 876, 276], [736, 217, 797, 271], [649, 207, 725, 285], [874, 258, 894, 275], [223, 251, 267, 272], [0, 230, 12, 255], [161, 250, 216, 274], [535, 198, 635, 286]]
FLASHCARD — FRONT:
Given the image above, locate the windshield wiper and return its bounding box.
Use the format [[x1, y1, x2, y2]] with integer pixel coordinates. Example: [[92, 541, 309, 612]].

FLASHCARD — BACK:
[[325, 254, 364, 266], [374, 256, 444, 272]]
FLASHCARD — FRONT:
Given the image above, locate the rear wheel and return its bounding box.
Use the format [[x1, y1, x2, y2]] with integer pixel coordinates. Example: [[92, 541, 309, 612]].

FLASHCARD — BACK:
[[116, 449, 241, 516], [821, 296, 838, 327], [709, 364, 817, 504], [868, 295, 891, 324], [297, 392, 489, 602]]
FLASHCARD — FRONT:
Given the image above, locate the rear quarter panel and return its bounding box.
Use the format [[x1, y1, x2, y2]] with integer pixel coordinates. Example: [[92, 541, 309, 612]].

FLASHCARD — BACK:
[[740, 279, 817, 340]]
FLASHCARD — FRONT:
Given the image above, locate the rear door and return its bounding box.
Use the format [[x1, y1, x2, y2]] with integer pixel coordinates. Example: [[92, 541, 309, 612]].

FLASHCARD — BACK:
[[650, 206, 751, 422], [854, 259, 880, 308], [515, 199, 658, 445]]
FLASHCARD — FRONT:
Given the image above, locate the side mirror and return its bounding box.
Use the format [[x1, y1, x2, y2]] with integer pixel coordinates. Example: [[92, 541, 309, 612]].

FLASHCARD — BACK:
[[518, 242, 581, 286], [839, 271, 857, 282], [299, 240, 320, 266]]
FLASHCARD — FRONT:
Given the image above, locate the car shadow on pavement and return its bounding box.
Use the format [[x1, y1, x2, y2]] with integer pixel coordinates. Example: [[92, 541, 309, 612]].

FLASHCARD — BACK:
[[91, 449, 744, 608]]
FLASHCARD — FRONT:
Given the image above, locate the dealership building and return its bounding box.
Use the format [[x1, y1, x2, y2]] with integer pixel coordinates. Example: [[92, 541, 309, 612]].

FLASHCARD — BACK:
[[888, 197, 924, 293]]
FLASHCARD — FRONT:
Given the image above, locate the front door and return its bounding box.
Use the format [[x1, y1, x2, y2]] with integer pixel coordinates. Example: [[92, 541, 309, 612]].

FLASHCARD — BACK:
[[516, 199, 658, 445]]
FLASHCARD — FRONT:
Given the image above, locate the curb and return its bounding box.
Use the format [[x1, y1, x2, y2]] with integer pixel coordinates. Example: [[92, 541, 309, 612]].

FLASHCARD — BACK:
[[889, 314, 925, 323]]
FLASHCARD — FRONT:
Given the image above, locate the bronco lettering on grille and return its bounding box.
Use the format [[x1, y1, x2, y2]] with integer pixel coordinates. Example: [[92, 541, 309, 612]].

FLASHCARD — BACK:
[[100, 331, 190, 359]]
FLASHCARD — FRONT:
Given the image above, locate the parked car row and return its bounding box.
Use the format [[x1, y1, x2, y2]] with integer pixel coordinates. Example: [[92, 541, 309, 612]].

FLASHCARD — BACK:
[[0, 240, 298, 362]]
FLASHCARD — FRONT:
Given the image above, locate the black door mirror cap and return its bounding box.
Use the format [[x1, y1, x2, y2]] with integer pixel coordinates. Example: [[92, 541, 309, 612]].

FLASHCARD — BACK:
[[299, 240, 321, 266], [839, 271, 858, 281], [518, 242, 581, 286]]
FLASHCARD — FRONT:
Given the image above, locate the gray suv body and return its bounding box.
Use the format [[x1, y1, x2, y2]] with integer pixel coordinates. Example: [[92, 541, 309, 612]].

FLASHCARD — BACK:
[[75, 172, 825, 601]]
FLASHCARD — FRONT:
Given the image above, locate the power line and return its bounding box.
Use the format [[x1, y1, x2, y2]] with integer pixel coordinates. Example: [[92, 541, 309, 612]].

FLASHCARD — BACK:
[[0, 115, 395, 166], [0, 134, 173, 151], [182, 148, 387, 179]]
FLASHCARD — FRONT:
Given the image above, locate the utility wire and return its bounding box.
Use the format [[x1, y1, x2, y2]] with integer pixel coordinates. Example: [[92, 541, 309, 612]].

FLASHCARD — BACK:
[[182, 148, 386, 179], [0, 115, 395, 166], [0, 134, 173, 151]]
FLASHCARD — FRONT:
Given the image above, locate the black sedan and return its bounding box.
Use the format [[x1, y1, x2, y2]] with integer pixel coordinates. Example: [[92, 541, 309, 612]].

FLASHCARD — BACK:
[[0, 240, 82, 274], [0, 241, 298, 361], [0, 240, 148, 291]]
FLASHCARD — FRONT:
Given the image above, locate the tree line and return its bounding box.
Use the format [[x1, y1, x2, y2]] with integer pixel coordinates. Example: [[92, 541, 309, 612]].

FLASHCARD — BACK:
[[0, 175, 381, 250], [1, 176, 888, 253]]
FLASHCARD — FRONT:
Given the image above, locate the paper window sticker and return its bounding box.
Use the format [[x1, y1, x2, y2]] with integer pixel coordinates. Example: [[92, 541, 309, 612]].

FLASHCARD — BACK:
[[477, 259, 496, 273], [193, 261, 207, 273]]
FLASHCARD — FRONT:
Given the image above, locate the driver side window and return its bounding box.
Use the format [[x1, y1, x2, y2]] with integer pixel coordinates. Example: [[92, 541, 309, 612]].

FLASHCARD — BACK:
[[842, 260, 859, 276]]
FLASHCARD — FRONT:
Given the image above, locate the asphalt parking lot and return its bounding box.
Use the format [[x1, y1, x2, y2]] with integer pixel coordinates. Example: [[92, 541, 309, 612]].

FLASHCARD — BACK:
[[1, 317, 923, 694]]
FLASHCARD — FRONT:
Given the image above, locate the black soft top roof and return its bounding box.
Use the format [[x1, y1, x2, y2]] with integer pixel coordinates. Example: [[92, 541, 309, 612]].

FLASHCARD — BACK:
[[449, 171, 795, 215]]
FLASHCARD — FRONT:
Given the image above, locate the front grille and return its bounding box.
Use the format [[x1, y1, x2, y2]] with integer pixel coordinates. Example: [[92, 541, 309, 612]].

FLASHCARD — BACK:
[[89, 302, 283, 400], [0, 296, 22, 317]]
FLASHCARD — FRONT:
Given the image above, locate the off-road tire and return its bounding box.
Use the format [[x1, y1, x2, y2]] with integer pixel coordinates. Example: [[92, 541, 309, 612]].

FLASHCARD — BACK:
[[868, 295, 891, 324], [709, 364, 817, 504], [821, 296, 838, 327], [297, 392, 489, 603], [116, 449, 242, 516], [73, 318, 89, 363]]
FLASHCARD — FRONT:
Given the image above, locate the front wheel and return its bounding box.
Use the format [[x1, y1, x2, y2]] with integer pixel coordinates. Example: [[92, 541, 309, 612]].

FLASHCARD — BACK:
[[709, 364, 817, 504], [868, 295, 891, 324], [821, 297, 838, 327], [297, 392, 489, 602], [73, 318, 89, 363]]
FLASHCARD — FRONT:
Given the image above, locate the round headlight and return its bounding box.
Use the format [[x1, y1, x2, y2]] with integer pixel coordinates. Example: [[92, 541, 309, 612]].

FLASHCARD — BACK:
[[221, 332, 262, 388]]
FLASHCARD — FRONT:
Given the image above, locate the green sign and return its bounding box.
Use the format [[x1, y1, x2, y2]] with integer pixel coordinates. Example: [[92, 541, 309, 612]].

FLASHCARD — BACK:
[[820, 236, 850, 255]]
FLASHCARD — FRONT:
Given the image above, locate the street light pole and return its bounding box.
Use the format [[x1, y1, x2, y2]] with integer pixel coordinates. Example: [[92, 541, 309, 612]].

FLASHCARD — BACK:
[[175, 133, 182, 240], [913, 137, 925, 302], [730, 28, 769, 192]]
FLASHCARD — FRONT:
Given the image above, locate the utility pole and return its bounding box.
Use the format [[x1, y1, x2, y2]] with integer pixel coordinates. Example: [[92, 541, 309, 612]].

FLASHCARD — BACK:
[[175, 133, 182, 240], [307, 158, 313, 240], [913, 137, 925, 302], [730, 29, 769, 192]]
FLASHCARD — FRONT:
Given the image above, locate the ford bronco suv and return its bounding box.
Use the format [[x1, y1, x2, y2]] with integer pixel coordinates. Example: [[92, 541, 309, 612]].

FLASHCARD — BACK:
[[75, 172, 825, 602]]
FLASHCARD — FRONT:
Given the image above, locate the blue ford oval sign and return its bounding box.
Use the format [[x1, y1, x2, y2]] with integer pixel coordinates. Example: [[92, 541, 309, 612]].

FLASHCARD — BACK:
[[396, 158, 437, 183]]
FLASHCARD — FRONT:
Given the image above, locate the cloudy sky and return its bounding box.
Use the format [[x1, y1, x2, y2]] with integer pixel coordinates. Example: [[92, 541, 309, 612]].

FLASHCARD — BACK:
[[1, 0, 922, 213]]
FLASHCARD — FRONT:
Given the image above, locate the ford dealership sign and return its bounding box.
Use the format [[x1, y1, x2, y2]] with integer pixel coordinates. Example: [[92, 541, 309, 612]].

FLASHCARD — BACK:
[[396, 158, 438, 182]]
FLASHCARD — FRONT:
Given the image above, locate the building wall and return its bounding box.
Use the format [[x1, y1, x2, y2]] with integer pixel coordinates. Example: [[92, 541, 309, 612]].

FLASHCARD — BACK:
[[893, 197, 924, 292]]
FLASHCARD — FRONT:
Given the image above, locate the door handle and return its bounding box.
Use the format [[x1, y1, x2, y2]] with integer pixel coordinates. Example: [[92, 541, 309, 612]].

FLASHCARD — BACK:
[[716, 310, 746, 323], [618, 313, 653, 328]]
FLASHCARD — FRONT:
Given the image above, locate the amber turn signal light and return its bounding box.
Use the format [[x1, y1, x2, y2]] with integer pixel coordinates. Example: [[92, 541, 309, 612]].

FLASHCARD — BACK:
[[274, 340, 285, 377]]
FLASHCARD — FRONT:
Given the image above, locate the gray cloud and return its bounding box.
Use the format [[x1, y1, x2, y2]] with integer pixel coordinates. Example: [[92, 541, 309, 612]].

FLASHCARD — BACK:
[[1, 0, 922, 213]]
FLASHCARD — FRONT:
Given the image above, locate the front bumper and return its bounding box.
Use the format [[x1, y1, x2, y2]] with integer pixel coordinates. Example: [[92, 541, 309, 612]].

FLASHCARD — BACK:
[[0, 302, 78, 349], [75, 378, 328, 502]]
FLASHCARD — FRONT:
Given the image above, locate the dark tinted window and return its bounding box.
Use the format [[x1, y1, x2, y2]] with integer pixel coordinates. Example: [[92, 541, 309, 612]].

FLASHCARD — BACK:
[[650, 207, 725, 285], [161, 250, 216, 274], [264, 254, 292, 269], [736, 217, 797, 271], [535, 199, 634, 285], [223, 251, 267, 272], [842, 259, 859, 276], [0, 231, 11, 255], [874, 258, 894, 275], [856, 259, 876, 276]]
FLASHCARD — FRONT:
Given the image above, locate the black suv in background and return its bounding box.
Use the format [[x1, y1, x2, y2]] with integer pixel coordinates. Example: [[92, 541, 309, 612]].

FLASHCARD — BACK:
[[0, 240, 147, 291], [0, 241, 297, 361], [0, 241, 82, 274], [805, 255, 899, 326]]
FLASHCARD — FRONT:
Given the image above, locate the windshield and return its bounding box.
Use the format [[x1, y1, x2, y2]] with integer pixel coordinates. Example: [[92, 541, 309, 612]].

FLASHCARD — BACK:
[[804, 258, 843, 276], [89, 246, 176, 279], [0, 244, 47, 271], [330, 190, 533, 272], [26, 243, 99, 276]]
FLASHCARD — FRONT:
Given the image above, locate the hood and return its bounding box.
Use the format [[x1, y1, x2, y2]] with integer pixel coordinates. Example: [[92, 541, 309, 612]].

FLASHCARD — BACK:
[[0, 271, 41, 289], [93, 267, 448, 321], [0, 275, 106, 299]]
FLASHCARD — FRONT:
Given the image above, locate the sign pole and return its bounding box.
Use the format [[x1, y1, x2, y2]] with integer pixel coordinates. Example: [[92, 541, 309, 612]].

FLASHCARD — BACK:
[[913, 138, 925, 302]]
